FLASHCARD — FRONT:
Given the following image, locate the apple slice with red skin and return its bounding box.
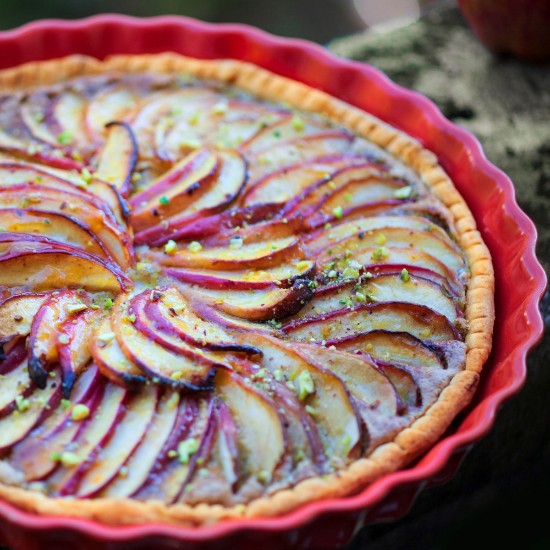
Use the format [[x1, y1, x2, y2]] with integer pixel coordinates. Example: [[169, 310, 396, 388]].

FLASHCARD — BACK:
[[282, 163, 389, 215], [148, 235, 303, 271], [328, 330, 447, 371], [296, 273, 461, 324], [99, 389, 181, 498], [283, 301, 459, 343], [0, 338, 27, 375], [0, 185, 132, 269], [215, 368, 288, 487], [376, 362, 421, 408], [132, 396, 209, 503], [243, 158, 379, 209], [58, 306, 100, 396], [240, 113, 331, 154], [246, 131, 354, 188], [94, 121, 138, 198], [189, 278, 314, 322], [179, 399, 239, 505], [304, 214, 457, 256], [230, 356, 326, 475], [130, 147, 219, 231], [27, 290, 85, 389], [90, 315, 147, 390], [134, 203, 275, 247], [136, 287, 261, 354], [0, 369, 62, 454], [0, 242, 130, 293], [0, 208, 109, 259], [111, 295, 217, 390], [46, 381, 128, 496], [0, 358, 32, 419], [0, 292, 48, 346], [9, 364, 101, 481], [316, 226, 465, 276], [75, 384, 159, 498], [164, 259, 315, 290], [233, 332, 365, 466], [296, 343, 400, 417]]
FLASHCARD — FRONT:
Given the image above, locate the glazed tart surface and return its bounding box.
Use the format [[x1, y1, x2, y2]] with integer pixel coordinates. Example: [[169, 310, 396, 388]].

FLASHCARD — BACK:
[[0, 54, 494, 525]]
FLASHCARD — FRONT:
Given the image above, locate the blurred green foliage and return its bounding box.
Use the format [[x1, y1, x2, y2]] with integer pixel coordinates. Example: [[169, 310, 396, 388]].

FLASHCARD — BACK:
[[0, 0, 363, 43]]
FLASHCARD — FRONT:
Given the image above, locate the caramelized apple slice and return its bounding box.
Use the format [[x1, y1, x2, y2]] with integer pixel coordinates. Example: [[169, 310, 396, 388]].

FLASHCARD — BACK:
[[136, 287, 259, 353], [0, 244, 129, 293], [99, 390, 181, 498], [165, 259, 314, 290], [90, 316, 146, 389], [0, 292, 48, 344], [0, 185, 131, 269], [94, 122, 138, 198], [284, 302, 459, 343], [57, 307, 100, 395], [0, 359, 32, 418], [28, 290, 84, 388], [189, 278, 314, 321], [329, 330, 446, 371], [0, 208, 108, 259], [317, 226, 465, 275], [305, 215, 456, 256], [76, 384, 159, 498], [377, 363, 421, 408], [133, 396, 210, 503], [130, 147, 218, 231], [246, 131, 354, 187], [215, 368, 287, 485], [295, 273, 460, 323], [235, 332, 364, 465], [9, 364, 101, 481], [46, 382, 128, 496], [150, 236, 302, 271], [0, 369, 62, 452], [297, 344, 399, 416], [112, 295, 217, 389]]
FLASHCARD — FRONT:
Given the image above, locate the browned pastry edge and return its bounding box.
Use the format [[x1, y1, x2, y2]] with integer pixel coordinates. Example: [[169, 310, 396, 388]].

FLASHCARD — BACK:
[[0, 54, 495, 526]]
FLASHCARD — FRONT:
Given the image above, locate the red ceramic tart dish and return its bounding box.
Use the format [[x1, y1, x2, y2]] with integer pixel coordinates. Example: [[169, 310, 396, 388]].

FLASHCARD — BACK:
[[0, 15, 545, 550]]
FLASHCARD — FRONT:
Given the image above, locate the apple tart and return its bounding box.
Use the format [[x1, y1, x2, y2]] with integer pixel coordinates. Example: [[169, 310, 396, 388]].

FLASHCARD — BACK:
[[0, 54, 494, 526]]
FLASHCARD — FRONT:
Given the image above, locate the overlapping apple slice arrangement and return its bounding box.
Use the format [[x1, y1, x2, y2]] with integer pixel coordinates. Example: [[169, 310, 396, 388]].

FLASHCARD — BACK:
[[0, 76, 468, 505]]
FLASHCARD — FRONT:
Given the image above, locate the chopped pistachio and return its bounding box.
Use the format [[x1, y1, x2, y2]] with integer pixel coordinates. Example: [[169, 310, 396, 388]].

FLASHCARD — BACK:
[[164, 239, 178, 255], [371, 247, 389, 261], [345, 192, 353, 202], [60, 398, 72, 410], [374, 233, 386, 245], [305, 405, 317, 416], [159, 196, 170, 206], [295, 370, 315, 401], [178, 438, 199, 464], [400, 268, 410, 282], [59, 451, 82, 466], [332, 205, 344, 219], [256, 470, 270, 484], [80, 168, 93, 184], [355, 291, 367, 303], [188, 241, 202, 253], [170, 371, 183, 381], [66, 303, 88, 314], [296, 260, 310, 272], [291, 114, 305, 131], [342, 267, 360, 279], [58, 334, 70, 345], [167, 449, 178, 458], [71, 404, 90, 422], [15, 395, 30, 412], [394, 185, 413, 199], [212, 101, 228, 114], [119, 466, 129, 478], [57, 131, 73, 145], [420, 328, 432, 338], [104, 297, 114, 310], [324, 222, 332, 230], [97, 331, 115, 344], [127, 313, 136, 324]]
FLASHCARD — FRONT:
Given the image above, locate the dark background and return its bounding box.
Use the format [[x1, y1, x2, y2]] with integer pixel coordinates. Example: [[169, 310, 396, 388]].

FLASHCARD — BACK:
[[0, 1, 548, 549]]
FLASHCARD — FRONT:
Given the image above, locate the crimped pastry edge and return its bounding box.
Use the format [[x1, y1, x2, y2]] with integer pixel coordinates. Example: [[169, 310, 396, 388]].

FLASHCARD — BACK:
[[0, 53, 495, 526]]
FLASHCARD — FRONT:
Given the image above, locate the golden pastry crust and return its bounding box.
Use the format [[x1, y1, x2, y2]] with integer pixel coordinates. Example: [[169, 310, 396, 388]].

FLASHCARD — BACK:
[[0, 53, 494, 525]]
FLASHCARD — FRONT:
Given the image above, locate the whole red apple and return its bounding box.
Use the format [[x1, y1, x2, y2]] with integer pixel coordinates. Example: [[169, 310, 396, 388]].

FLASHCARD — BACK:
[[456, 0, 550, 61]]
